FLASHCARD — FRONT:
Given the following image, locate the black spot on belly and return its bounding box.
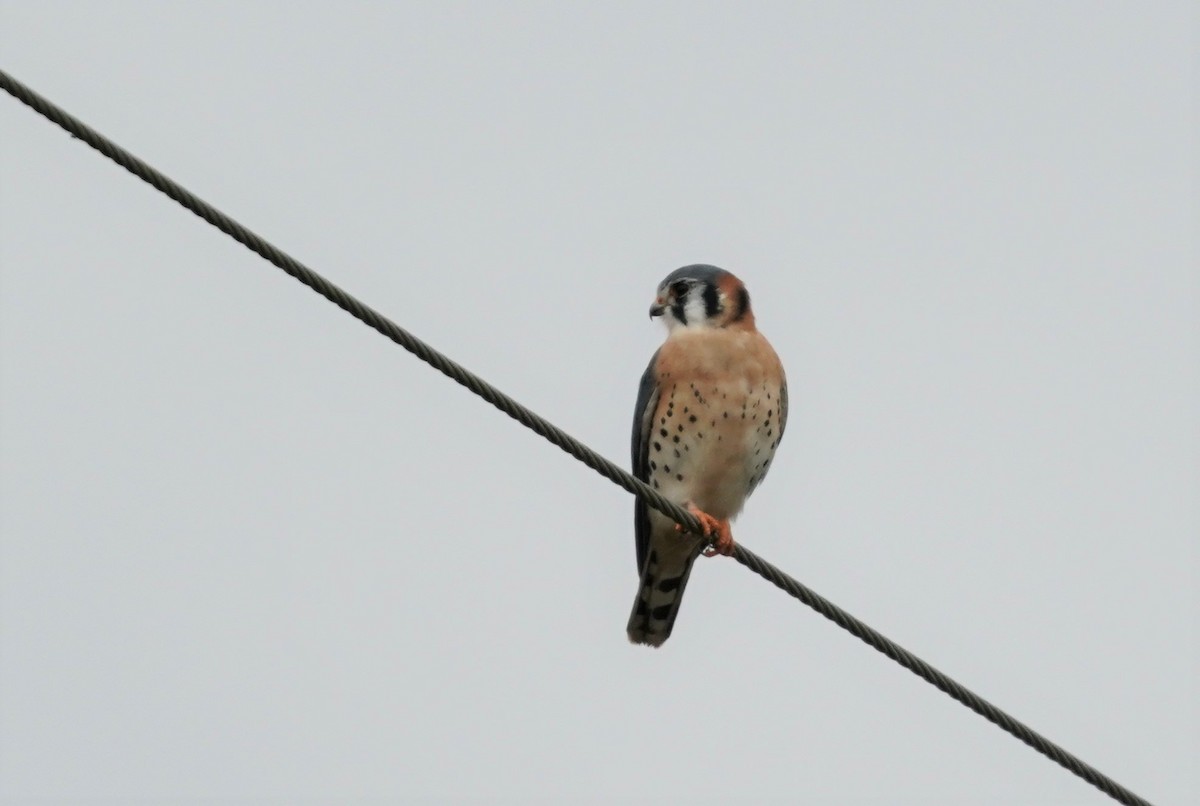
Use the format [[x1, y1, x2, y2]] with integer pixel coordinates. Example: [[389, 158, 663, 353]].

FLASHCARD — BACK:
[[677, 424, 684, 432], [688, 415, 697, 423], [664, 464, 671, 473], [673, 449, 680, 458], [650, 461, 657, 470], [673, 435, 680, 443], [676, 474, 683, 481], [653, 441, 661, 451], [659, 429, 668, 438]]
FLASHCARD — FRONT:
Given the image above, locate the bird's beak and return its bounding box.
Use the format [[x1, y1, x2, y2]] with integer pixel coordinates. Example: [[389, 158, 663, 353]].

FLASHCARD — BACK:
[[649, 298, 665, 319]]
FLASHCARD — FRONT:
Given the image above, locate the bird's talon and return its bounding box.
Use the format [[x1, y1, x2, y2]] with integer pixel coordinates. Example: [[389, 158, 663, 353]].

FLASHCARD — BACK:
[[680, 502, 734, 558], [711, 532, 736, 556]]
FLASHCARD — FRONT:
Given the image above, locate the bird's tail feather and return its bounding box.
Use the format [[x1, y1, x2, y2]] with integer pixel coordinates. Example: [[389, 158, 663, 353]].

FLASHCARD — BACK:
[[626, 546, 701, 647]]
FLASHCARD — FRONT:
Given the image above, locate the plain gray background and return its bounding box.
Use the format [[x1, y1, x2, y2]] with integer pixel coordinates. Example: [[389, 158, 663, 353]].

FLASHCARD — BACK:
[[1, 2, 1195, 804]]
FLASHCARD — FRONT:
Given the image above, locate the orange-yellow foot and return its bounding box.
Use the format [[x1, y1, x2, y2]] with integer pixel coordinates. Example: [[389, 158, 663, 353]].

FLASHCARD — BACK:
[[672, 502, 735, 557], [701, 516, 734, 557]]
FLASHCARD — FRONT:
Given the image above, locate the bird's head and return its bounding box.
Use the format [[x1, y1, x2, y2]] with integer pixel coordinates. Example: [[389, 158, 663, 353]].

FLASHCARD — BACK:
[[649, 264, 755, 331]]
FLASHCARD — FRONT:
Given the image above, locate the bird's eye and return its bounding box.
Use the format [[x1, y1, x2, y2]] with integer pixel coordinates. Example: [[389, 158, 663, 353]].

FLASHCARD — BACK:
[[670, 281, 690, 297]]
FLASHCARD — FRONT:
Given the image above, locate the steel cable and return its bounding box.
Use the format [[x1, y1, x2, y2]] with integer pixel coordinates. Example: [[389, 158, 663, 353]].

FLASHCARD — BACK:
[[0, 69, 1154, 806]]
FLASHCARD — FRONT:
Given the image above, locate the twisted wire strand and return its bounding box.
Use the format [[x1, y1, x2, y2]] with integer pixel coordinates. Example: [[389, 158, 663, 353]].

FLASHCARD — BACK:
[[0, 69, 1153, 806]]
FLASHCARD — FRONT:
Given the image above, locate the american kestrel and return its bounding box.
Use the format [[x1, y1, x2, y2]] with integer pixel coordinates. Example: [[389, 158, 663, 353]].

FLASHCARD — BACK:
[[627, 265, 788, 647]]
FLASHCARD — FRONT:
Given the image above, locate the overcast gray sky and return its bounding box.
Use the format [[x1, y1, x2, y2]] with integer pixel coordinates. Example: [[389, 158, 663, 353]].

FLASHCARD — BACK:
[[1, 2, 1195, 804]]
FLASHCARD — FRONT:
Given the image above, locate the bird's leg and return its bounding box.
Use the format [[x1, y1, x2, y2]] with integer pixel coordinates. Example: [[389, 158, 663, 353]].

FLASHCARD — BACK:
[[674, 501, 735, 557], [701, 517, 734, 557]]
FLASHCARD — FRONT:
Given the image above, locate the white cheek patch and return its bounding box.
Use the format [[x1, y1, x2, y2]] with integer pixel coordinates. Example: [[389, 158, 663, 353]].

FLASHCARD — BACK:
[[683, 293, 709, 327]]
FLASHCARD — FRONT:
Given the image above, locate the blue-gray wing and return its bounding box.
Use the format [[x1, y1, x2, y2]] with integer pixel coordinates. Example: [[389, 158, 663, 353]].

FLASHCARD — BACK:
[[778, 376, 789, 441], [631, 349, 661, 574]]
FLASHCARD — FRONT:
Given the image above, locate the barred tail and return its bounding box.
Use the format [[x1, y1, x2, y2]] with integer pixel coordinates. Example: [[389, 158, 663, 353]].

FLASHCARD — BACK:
[[626, 547, 700, 647]]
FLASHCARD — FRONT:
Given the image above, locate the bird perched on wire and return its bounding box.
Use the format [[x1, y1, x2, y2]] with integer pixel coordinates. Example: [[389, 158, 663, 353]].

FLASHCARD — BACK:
[[627, 265, 788, 647]]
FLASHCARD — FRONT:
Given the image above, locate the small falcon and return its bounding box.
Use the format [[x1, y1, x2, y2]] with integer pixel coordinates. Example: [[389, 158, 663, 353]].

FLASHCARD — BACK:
[[627, 265, 788, 647]]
